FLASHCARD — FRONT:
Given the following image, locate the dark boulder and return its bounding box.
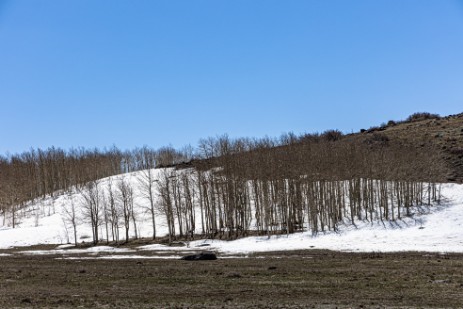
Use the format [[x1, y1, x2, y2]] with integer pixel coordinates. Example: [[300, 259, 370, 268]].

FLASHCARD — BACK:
[[180, 252, 217, 261]]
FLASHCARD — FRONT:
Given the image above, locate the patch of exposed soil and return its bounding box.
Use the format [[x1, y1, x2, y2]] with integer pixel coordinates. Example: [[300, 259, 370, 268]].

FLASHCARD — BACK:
[[0, 250, 462, 308]]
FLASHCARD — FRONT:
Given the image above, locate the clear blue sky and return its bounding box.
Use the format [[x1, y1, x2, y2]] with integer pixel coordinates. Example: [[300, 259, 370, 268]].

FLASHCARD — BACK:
[[1, 0, 462, 155]]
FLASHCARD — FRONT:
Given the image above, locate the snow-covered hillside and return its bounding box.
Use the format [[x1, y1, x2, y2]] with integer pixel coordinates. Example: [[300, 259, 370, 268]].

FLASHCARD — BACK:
[[1, 168, 462, 254]]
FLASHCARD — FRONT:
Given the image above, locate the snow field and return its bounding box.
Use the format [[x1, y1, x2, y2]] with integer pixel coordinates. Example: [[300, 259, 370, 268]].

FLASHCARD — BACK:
[[0, 168, 462, 255]]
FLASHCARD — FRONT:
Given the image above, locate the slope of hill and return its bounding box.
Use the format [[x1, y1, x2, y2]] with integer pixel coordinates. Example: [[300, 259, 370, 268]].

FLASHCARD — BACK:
[[175, 112, 463, 184], [355, 112, 463, 182]]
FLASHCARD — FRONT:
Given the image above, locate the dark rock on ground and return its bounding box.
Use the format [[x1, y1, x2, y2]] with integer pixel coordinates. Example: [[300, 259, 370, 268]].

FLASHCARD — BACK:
[[181, 252, 217, 261]]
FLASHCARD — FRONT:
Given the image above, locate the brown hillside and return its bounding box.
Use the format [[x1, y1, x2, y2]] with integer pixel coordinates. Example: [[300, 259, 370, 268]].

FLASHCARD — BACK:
[[354, 112, 463, 183], [173, 112, 463, 183]]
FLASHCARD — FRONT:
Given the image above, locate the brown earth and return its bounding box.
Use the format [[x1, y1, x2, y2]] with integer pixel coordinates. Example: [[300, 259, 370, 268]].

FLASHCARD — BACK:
[[0, 250, 462, 308], [355, 113, 463, 183]]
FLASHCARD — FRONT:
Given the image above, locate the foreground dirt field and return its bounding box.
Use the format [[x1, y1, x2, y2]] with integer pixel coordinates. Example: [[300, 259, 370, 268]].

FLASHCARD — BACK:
[[0, 250, 462, 308]]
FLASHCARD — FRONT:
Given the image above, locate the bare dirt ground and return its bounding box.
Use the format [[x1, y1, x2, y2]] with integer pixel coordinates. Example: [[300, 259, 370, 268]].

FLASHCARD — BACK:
[[0, 250, 462, 308]]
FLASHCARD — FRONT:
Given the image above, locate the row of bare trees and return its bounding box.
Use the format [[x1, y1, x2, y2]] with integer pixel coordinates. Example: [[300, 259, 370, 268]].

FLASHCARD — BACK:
[[63, 177, 138, 246], [0, 145, 190, 224], [1, 130, 448, 242], [153, 133, 446, 241]]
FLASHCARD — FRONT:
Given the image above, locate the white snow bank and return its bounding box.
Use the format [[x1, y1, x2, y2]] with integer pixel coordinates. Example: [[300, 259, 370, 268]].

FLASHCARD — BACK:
[[0, 213, 66, 249]]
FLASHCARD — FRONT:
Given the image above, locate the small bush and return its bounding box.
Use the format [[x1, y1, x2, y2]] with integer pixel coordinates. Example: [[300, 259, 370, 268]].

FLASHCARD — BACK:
[[365, 126, 380, 133], [406, 112, 440, 122], [321, 129, 343, 142], [299, 133, 321, 143]]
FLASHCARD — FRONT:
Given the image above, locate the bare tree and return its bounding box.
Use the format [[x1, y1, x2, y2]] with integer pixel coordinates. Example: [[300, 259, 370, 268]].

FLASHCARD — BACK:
[[80, 180, 101, 245], [138, 168, 158, 240], [106, 178, 120, 243], [156, 169, 176, 244], [117, 177, 134, 243], [62, 191, 79, 246]]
